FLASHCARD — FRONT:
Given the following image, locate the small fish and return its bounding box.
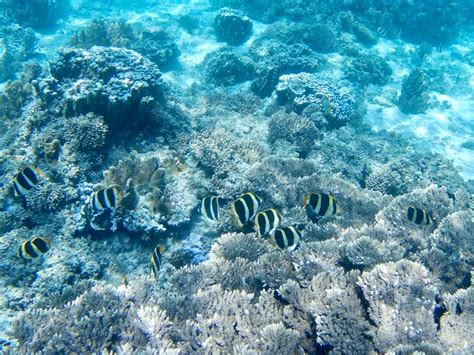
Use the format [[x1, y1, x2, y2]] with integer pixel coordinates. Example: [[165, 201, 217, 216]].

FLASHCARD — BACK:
[[254, 208, 282, 238], [91, 186, 121, 211], [122, 275, 129, 287], [436, 43, 445, 53], [230, 192, 262, 227], [197, 195, 221, 221], [17, 237, 51, 259], [271, 226, 302, 251], [303, 193, 337, 224], [407, 206, 433, 225], [377, 26, 388, 37], [150, 244, 165, 280], [12, 165, 42, 196], [315, 93, 332, 115]]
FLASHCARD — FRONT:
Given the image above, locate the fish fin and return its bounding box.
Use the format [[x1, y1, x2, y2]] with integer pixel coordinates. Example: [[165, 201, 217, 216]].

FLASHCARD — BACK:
[[305, 204, 319, 224]]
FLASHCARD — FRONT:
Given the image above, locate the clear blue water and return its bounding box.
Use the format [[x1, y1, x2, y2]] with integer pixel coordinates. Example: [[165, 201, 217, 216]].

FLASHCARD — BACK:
[[0, 1, 473, 353]]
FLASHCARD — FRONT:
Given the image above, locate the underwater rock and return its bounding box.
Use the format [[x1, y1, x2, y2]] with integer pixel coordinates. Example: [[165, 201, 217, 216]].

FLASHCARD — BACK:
[[44, 46, 163, 129], [203, 48, 255, 86], [213, 8, 253, 46], [276, 72, 356, 128]]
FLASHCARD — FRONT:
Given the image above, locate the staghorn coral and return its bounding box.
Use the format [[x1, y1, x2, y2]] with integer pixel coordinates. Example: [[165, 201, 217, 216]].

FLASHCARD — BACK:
[[190, 127, 267, 197], [12, 283, 148, 353], [213, 8, 253, 46], [357, 260, 439, 352], [203, 48, 256, 87], [267, 111, 321, 158], [439, 271, 474, 352]]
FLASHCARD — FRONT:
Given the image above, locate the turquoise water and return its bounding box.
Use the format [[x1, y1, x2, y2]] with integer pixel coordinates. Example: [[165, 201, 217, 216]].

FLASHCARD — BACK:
[[0, 1, 473, 353]]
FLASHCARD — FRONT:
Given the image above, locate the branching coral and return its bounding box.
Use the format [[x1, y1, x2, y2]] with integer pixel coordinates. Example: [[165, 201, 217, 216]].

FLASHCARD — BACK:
[[358, 260, 439, 352], [69, 18, 135, 49], [397, 68, 430, 114], [267, 111, 320, 158]]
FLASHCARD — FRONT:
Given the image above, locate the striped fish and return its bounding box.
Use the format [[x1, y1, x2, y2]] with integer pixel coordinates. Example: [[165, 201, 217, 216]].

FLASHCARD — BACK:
[[17, 237, 51, 259], [91, 186, 121, 211], [271, 226, 302, 251], [198, 196, 221, 221], [230, 192, 262, 227], [150, 244, 165, 280], [407, 206, 433, 225], [12, 165, 42, 196], [315, 93, 332, 115], [254, 208, 281, 238], [303, 193, 337, 224], [377, 26, 388, 37]]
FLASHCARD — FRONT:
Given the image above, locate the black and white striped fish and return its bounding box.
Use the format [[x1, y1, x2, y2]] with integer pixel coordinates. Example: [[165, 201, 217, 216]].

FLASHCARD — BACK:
[[230, 192, 262, 227], [12, 165, 42, 196], [17, 237, 51, 259], [407, 206, 433, 225], [271, 226, 302, 251], [150, 244, 165, 280], [254, 208, 281, 238], [303, 193, 337, 224], [197, 196, 221, 221], [91, 186, 121, 211]]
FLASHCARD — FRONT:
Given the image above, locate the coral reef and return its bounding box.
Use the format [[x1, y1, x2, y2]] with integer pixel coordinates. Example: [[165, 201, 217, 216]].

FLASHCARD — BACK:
[[203, 48, 255, 86], [44, 46, 163, 128], [2, 0, 70, 29], [131, 30, 181, 69], [70, 19, 180, 69], [398, 68, 430, 114], [213, 8, 253, 46], [69, 18, 135, 49], [344, 52, 392, 86], [1, 0, 473, 352], [358, 260, 439, 351], [0, 24, 39, 82], [267, 111, 321, 158], [275, 73, 357, 128], [250, 42, 321, 98]]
